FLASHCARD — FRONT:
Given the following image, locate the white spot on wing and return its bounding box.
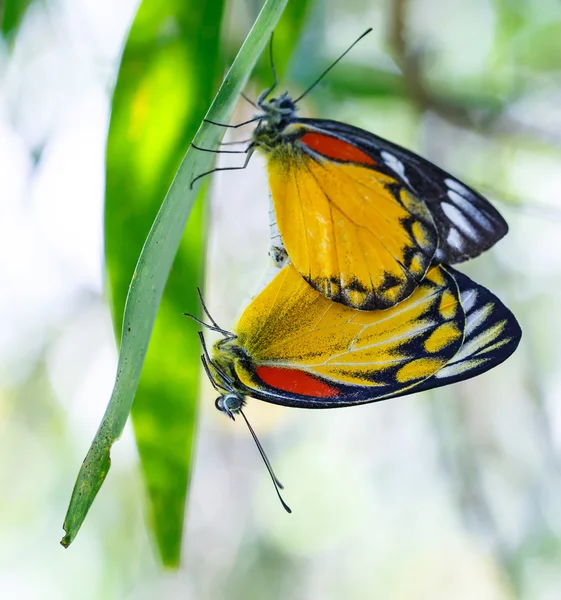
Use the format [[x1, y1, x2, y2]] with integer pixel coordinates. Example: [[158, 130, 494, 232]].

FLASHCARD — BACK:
[[447, 190, 494, 231], [460, 289, 477, 314], [442, 203, 479, 240], [452, 326, 500, 361], [465, 304, 492, 336], [444, 178, 470, 196], [447, 228, 463, 249], [435, 358, 487, 378], [381, 150, 410, 185]]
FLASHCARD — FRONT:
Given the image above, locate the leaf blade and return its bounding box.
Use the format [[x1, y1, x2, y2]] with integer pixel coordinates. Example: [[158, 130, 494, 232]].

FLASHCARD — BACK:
[[61, 0, 289, 557], [104, 0, 225, 567]]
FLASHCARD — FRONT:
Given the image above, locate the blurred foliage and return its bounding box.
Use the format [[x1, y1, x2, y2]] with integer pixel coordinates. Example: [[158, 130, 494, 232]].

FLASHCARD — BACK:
[[104, 0, 225, 566], [0, 0, 34, 40]]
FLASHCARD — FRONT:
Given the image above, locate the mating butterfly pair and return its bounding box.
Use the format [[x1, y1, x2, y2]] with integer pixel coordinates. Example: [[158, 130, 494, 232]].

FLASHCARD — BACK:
[[191, 30, 521, 510]]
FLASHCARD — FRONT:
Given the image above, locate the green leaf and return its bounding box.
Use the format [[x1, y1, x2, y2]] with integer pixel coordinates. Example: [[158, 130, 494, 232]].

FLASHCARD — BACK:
[[103, 0, 225, 567], [61, 0, 289, 564]]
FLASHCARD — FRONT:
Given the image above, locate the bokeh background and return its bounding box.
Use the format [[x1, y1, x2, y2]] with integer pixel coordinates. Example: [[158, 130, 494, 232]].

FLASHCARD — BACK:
[[2, 0, 561, 598]]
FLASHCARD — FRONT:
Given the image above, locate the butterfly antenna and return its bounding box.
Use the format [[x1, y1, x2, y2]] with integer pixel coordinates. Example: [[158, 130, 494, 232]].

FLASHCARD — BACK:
[[239, 408, 292, 513], [258, 34, 279, 104], [268, 33, 279, 94], [293, 28, 373, 103]]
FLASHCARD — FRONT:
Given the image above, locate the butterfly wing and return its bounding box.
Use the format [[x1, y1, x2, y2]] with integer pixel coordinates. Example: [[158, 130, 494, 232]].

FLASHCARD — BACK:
[[264, 126, 439, 310], [412, 267, 521, 392], [216, 263, 465, 408], [300, 118, 508, 263]]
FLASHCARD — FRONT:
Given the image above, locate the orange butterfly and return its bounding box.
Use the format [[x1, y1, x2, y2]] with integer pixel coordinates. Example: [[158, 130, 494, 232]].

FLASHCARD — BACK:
[[193, 263, 520, 509], [197, 30, 507, 310]]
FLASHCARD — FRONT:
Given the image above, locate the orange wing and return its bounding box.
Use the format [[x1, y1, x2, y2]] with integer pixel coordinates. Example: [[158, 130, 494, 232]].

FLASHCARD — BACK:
[[264, 129, 438, 310], [211, 263, 464, 398]]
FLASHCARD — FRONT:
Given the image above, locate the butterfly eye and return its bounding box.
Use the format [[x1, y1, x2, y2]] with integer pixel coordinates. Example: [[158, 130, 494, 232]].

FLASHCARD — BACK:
[[215, 393, 244, 419], [277, 97, 294, 112]]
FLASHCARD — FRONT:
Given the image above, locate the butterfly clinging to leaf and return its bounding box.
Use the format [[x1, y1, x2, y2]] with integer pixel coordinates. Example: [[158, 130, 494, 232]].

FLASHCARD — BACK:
[[196, 29, 508, 310]]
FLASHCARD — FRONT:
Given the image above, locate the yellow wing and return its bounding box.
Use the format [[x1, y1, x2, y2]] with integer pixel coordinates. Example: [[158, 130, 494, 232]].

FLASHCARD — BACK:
[[267, 149, 438, 310], [231, 264, 464, 390]]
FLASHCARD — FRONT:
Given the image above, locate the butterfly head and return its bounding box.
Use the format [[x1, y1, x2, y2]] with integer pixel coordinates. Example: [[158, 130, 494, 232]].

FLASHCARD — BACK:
[[215, 392, 246, 421], [257, 92, 297, 128], [252, 92, 298, 152]]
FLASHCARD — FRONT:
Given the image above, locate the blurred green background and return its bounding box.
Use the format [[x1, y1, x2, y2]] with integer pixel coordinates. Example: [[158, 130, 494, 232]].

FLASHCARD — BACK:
[[2, 0, 561, 598]]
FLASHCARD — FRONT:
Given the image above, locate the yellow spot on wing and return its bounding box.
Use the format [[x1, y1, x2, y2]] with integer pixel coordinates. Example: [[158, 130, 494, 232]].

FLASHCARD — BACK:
[[424, 323, 462, 353], [439, 290, 458, 319], [396, 358, 446, 383], [411, 221, 431, 247], [380, 283, 405, 305], [426, 267, 445, 286]]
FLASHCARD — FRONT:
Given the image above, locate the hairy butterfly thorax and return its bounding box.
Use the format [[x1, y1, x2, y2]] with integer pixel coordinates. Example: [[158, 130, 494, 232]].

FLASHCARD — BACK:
[[251, 93, 300, 155]]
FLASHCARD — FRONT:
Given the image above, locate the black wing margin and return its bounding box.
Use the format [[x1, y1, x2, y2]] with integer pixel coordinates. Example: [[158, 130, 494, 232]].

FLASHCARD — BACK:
[[300, 118, 508, 264], [414, 266, 521, 392]]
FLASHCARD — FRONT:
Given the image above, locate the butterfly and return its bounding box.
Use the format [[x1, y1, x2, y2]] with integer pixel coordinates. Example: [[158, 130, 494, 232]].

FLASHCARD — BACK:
[[202, 263, 519, 409], [197, 30, 508, 311], [194, 262, 521, 508]]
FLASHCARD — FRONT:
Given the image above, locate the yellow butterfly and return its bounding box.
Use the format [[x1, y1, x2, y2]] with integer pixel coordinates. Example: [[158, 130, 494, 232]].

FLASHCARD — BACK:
[[197, 30, 508, 310], [202, 263, 518, 410], [193, 262, 520, 509]]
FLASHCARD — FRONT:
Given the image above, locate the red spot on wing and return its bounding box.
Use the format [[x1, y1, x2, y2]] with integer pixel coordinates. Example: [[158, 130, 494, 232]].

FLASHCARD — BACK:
[[256, 366, 340, 398], [300, 132, 376, 166]]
